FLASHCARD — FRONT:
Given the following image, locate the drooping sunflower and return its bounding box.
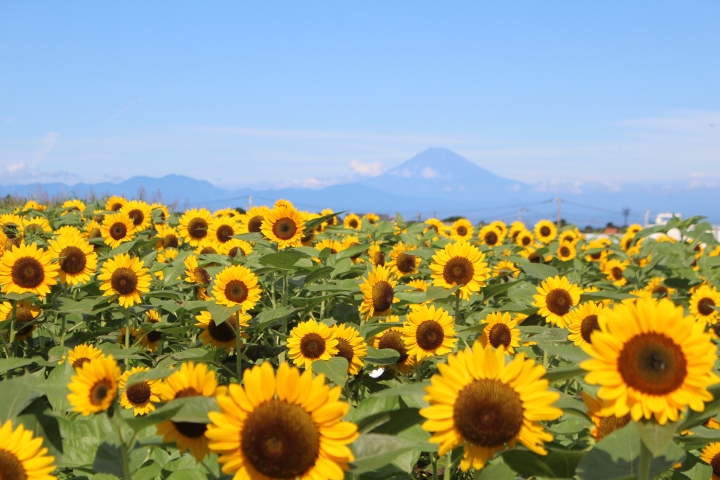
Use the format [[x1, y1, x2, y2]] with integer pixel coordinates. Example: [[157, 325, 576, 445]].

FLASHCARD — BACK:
[[387, 242, 420, 277], [82, 220, 103, 246], [480, 312, 521, 354], [98, 253, 151, 308], [261, 206, 306, 249], [156, 362, 218, 461], [359, 265, 398, 319], [0, 419, 57, 480], [450, 218, 474, 242], [580, 392, 631, 441], [420, 342, 562, 471], [492, 260, 519, 281], [206, 362, 358, 480], [61, 199, 87, 215], [209, 216, 243, 245], [211, 265, 262, 310], [477, 224, 505, 247], [0, 242, 59, 298], [556, 242, 577, 262], [566, 302, 605, 347], [581, 298, 719, 424], [363, 213, 380, 225], [700, 443, 720, 480], [101, 213, 135, 249], [220, 238, 253, 259], [430, 241, 490, 300], [367, 243, 386, 267], [532, 275, 582, 328], [178, 208, 213, 247], [690, 284, 720, 325], [371, 316, 415, 374], [118, 366, 161, 416], [331, 323, 367, 375], [184, 255, 211, 285], [602, 259, 629, 286], [343, 213, 362, 230], [287, 319, 339, 370], [67, 354, 120, 415], [63, 343, 105, 369], [515, 229, 534, 248], [139, 311, 164, 352], [533, 219, 557, 244], [121, 200, 153, 233], [242, 206, 270, 233], [49, 233, 97, 286], [0, 300, 42, 341], [195, 310, 250, 353], [105, 195, 128, 212], [403, 305, 457, 361]]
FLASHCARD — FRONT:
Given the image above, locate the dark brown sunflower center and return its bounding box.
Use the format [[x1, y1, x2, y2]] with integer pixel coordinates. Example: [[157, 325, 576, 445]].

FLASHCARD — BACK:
[[378, 330, 409, 363], [175, 388, 200, 399], [521, 235, 532, 246], [651, 285, 668, 297], [111, 268, 138, 295], [711, 453, 720, 477], [3, 224, 19, 239], [396, 252, 416, 274], [416, 320, 445, 351], [15, 307, 34, 324], [453, 379, 524, 447], [231, 247, 247, 258], [147, 330, 163, 343], [272, 218, 297, 240], [336, 338, 354, 364], [72, 358, 90, 369], [10, 257, 45, 289], [546, 289, 572, 316], [89, 227, 102, 239], [110, 222, 128, 240], [559, 246, 571, 257], [208, 318, 236, 343], [224, 280, 248, 303], [248, 216, 263, 233], [485, 231, 499, 245], [300, 333, 326, 359], [540, 226, 551, 237], [110, 202, 123, 211], [698, 298, 716, 316], [193, 267, 211, 285], [580, 315, 600, 344], [528, 252, 541, 263], [200, 246, 217, 255], [590, 252, 602, 260], [597, 414, 631, 441], [442, 257, 474, 286], [349, 219, 359, 229], [187, 218, 208, 240], [59, 246, 87, 274], [0, 448, 27, 480], [241, 399, 320, 478], [456, 226, 468, 236], [128, 209, 144, 226], [611, 267, 624, 281], [373, 251, 385, 266], [617, 332, 687, 395], [488, 324, 511, 348], [371, 281, 394, 312], [91, 379, 113, 406], [125, 381, 151, 405], [216, 225, 234, 242], [172, 421, 207, 439], [162, 234, 179, 249]]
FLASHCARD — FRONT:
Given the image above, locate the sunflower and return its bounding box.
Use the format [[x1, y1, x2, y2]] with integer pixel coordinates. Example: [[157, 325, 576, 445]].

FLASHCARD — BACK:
[[403, 305, 457, 361], [61, 199, 86, 215], [220, 238, 253, 259], [581, 298, 719, 424], [178, 208, 213, 247], [0, 419, 57, 480], [559, 229, 579, 245], [0, 300, 41, 341], [63, 343, 105, 369], [101, 213, 135, 249], [105, 196, 128, 212], [580, 392, 631, 441], [156, 362, 218, 461], [67, 354, 120, 415], [22, 199, 47, 211], [619, 233, 636, 251], [450, 218, 474, 242], [121, 200, 152, 233], [508, 221, 525, 240], [584, 239, 611, 263], [321, 208, 338, 228], [287, 319, 339, 370], [555, 242, 577, 262], [363, 213, 380, 225], [314, 239, 343, 259], [184, 255, 211, 285], [49, 233, 97, 286], [532, 276, 582, 328], [214, 207, 240, 218], [424, 218, 447, 239], [209, 216, 243, 245], [420, 342, 562, 471], [206, 362, 358, 480], [211, 265, 262, 310], [22, 217, 52, 237], [195, 310, 250, 353], [98, 253, 151, 308], [701, 443, 720, 480], [0, 243, 59, 298], [344, 213, 362, 230], [492, 260, 519, 281], [242, 206, 270, 233], [299, 213, 320, 246], [627, 223, 643, 235], [118, 366, 161, 416], [151, 203, 170, 224], [0, 229, 7, 257], [367, 244, 386, 267], [140, 311, 164, 352], [515, 229, 534, 248], [154, 248, 178, 280], [602, 259, 629, 286], [480, 312, 521, 354], [644, 277, 675, 299], [477, 224, 505, 247], [359, 265, 398, 320], [0, 213, 23, 241], [533, 220, 557, 244], [341, 235, 364, 263], [690, 285, 720, 325], [154, 224, 180, 250], [566, 302, 605, 347], [430, 241, 490, 300], [194, 238, 221, 255], [261, 206, 306, 249], [371, 316, 415, 374], [331, 323, 367, 375]]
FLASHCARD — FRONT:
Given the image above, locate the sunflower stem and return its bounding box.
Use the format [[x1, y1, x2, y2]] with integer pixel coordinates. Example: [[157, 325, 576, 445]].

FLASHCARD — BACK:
[[234, 310, 242, 381], [443, 452, 452, 480], [282, 272, 288, 308], [124, 308, 131, 367], [637, 438, 652, 480], [115, 418, 133, 480], [8, 300, 17, 355], [454, 290, 461, 324], [431, 452, 438, 480], [59, 314, 66, 347]]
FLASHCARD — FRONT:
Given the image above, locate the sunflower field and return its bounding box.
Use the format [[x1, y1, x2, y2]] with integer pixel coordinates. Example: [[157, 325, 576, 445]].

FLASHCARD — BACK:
[[2, 197, 720, 480]]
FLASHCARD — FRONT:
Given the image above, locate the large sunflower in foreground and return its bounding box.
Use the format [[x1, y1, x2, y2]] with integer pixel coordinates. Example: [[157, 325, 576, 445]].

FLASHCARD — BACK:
[[533, 219, 557, 244], [98, 253, 151, 308], [195, 310, 250, 353], [403, 305, 457, 361], [0, 420, 57, 480], [156, 362, 218, 461], [359, 265, 398, 319], [178, 208, 213, 247], [67, 354, 120, 415], [287, 319, 339, 370], [101, 213, 135, 249], [387, 242, 420, 277], [566, 302, 605, 347], [532, 275, 582, 328], [206, 362, 358, 480], [331, 323, 367, 375], [0, 243, 59, 298], [118, 366, 162, 416], [450, 218, 474, 242], [420, 342, 561, 471], [690, 284, 720, 325], [480, 312, 520, 354], [581, 298, 719, 424], [121, 200, 153, 233], [49, 233, 97, 286], [261, 206, 306, 249], [429, 241, 489, 300], [700, 443, 720, 480], [211, 265, 261, 310]]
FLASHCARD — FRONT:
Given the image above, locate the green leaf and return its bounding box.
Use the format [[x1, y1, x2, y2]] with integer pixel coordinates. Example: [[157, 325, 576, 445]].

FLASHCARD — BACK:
[[536, 343, 590, 363], [350, 433, 436, 474], [253, 306, 296, 330], [501, 447, 585, 479], [330, 257, 352, 278], [57, 413, 115, 468], [16, 398, 64, 462], [127, 367, 174, 386], [635, 419, 681, 457], [205, 303, 242, 325], [581, 291, 638, 302], [303, 212, 343, 234], [544, 365, 585, 383], [56, 297, 102, 314], [169, 396, 220, 423], [0, 356, 38, 374], [172, 348, 216, 363], [93, 439, 125, 479], [520, 262, 559, 280], [259, 250, 308, 269], [360, 321, 403, 340], [125, 403, 184, 432], [336, 244, 370, 260], [312, 357, 348, 387], [43, 361, 74, 412], [474, 463, 515, 480], [0, 374, 42, 422], [304, 266, 334, 285], [481, 280, 521, 301], [364, 346, 401, 365]]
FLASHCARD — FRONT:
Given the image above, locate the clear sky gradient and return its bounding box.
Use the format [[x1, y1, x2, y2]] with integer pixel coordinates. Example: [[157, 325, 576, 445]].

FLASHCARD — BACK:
[[1, 2, 718, 190]]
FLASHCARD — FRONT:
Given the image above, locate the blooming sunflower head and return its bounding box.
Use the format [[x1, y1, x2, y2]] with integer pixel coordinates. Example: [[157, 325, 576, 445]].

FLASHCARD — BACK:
[[602, 259, 629, 286], [492, 260, 519, 281], [566, 302, 605, 347], [331, 323, 368, 375], [118, 366, 161, 416], [532, 275, 582, 328], [363, 213, 380, 225], [0, 300, 41, 341], [260, 206, 306, 249], [480, 312, 521, 354], [533, 219, 557, 244], [700, 443, 720, 480], [0, 420, 57, 480], [105, 195, 128, 212], [478, 224, 505, 247], [195, 310, 250, 353], [242, 206, 270, 233], [209, 216, 243, 245], [556, 242, 577, 261], [67, 354, 120, 415], [101, 212, 135, 249], [120, 200, 153, 233], [515, 229, 534, 248], [403, 305, 457, 361], [61, 199, 86, 215], [580, 392, 631, 441], [97, 253, 152, 308], [49, 232, 97, 286], [429, 241, 490, 300], [220, 238, 253, 259], [343, 213, 362, 230], [0, 242, 59, 298], [386, 242, 419, 277], [359, 265, 398, 320], [178, 208, 213, 247], [690, 284, 720, 325], [371, 316, 414, 374], [63, 343, 105, 369], [155, 224, 181, 250], [211, 264, 261, 310], [368, 243, 386, 267], [450, 218, 474, 241], [287, 319, 339, 370]]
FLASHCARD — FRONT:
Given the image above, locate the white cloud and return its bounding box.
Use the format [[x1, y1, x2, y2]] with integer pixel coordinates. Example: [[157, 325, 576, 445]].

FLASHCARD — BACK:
[[420, 167, 439, 179], [5, 162, 26, 174], [390, 168, 412, 178], [349, 160, 385, 177], [33, 132, 59, 164]]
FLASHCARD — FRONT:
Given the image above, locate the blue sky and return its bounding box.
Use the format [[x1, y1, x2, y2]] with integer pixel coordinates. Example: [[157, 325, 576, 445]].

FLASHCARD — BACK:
[[1, 1, 718, 190]]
